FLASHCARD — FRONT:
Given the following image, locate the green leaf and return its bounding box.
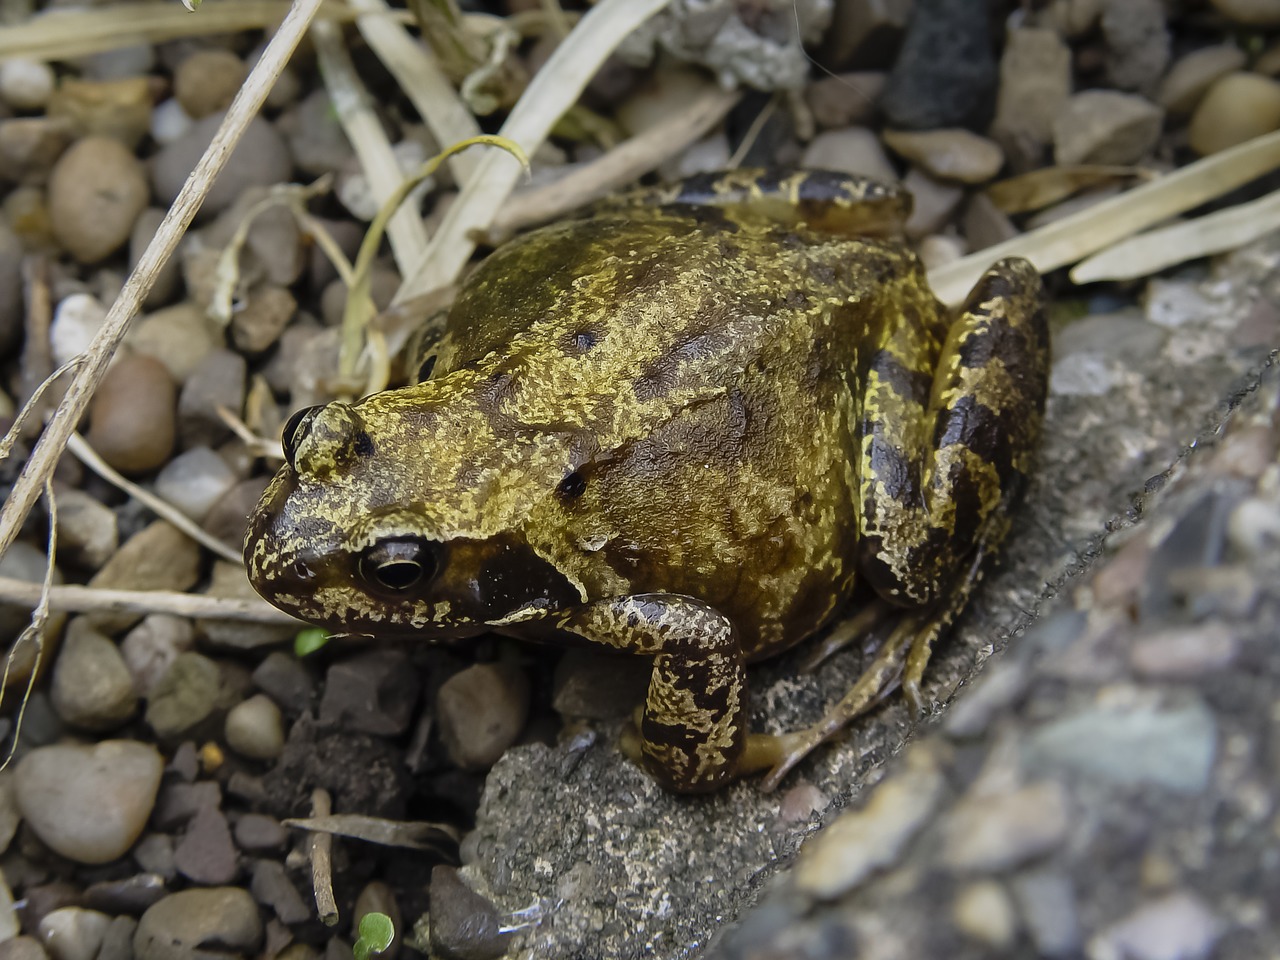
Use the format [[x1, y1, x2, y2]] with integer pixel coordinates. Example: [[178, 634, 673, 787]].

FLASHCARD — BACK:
[[294, 628, 331, 657], [353, 912, 395, 960]]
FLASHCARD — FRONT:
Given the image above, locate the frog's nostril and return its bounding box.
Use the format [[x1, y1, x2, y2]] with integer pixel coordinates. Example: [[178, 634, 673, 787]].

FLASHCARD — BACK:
[[291, 559, 315, 581]]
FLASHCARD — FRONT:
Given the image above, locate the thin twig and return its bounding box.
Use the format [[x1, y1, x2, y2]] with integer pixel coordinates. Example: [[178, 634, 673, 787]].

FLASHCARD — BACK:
[[16, 256, 53, 432], [313, 18, 428, 277], [0, 577, 300, 623], [486, 85, 741, 241], [0, 481, 56, 772], [0, 0, 325, 566], [309, 789, 340, 926], [393, 0, 675, 306], [65, 433, 243, 565]]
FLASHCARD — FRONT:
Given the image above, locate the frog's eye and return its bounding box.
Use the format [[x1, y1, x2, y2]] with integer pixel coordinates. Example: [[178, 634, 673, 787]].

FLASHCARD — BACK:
[[281, 405, 324, 469], [359, 536, 439, 595]]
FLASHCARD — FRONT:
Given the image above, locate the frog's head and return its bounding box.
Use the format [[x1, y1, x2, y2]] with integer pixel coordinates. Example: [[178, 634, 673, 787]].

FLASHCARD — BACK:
[[245, 377, 584, 638]]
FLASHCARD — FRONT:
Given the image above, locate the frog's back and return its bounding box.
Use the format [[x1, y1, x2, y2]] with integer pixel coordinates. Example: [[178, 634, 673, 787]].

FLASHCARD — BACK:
[[432, 200, 946, 657]]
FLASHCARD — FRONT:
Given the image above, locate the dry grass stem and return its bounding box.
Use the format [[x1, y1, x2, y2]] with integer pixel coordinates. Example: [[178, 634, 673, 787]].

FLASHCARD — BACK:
[[308, 789, 340, 926], [1072, 186, 1280, 283], [929, 129, 1280, 307], [0, 0, 359, 62], [393, 0, 675, 306], [313, 19, 429, 277], [65, 433, 243, 565], [0, 481, 55, 771], [283, 813, 462, 850], [0, 360, 80, 463], [0, 577, 300, 623], [0, 0, 326, 565], [350, 0, 483, 185], [487, 86, 742, 239]]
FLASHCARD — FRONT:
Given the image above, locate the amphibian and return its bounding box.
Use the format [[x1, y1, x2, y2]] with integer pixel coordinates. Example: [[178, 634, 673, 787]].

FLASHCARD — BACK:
[[246, 169, 1049, 793]]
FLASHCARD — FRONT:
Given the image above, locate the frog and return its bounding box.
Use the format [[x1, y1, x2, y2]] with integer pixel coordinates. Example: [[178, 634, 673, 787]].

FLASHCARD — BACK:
[[245, 169, 1049, 793]]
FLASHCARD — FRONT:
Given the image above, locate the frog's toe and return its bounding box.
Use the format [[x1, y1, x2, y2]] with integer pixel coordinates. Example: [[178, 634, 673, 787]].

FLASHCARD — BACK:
[[798, 601, 889, 673]]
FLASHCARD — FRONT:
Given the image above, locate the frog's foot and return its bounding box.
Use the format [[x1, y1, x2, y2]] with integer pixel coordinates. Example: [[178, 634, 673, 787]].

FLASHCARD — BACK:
[[797, 601, 890, 673]]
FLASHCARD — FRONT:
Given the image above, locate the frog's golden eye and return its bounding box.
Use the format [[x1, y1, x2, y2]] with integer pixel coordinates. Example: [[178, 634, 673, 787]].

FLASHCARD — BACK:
[[359, 536, 439, 594], [281, 405, 324, 469]]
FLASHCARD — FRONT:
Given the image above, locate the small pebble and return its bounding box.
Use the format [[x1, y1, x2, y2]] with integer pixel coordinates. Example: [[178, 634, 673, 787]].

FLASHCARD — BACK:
[[1101, 0, 1170, 95], [85, 355, 177, 475], [83, 875, 167, 916], [1053, 90, 1164, 165], [952, 880, 1017, 949], [1023, 698, 1217, 794], [1012, 870, 1081, 957], [1227, 496, 1280, 557], [0, 59, 55, 111], [231, 285, 297, 354], [152, 114, 292, 218], [800, 127, 897, 182], [145, 652, 222, 740], [1095, 891, 1221, 960], [37, 908, 112, 960], [0, 117, 73, 185], [319, 650, 422, 738], [202, 477, 271, 552], [15, 740, 163, 864], [79, 42, 156, 81], [50, 618, 138, 731], [0, 771, 20, 851], [131, 833, 176, 880], [901, 168, 964, 238], [436, 662, 530, 771], [1129, 624, 1240, 678], [428, 866, 510, 960], [942, 781, 1071, 872], [47, 77, 151, 148], [174, 805, 238, 886], [128, 301, 221, 382], [0, 939, 49, 960], [130, 208, 181, 307], [197, 562, 298, 650], [52, 487, 117, 571], [881, 128, 1004, 184], [178, 348, 248, 450], [154, 447, 239, 521], [1188, 72, 1280, 156], [225, 694, 285, 761], [88, 521, 200, 633], [149, 98, 193, 148], [0, 871, 17, 941], [281, 89, 354, 177], [92, 916, 138, 960], [250, 860, 309, 925], [804, 72, 884, 130], [48, 136, 149, 263], [233, 813, 287, 852], [251, 652, 316, 715], [1209, 0, 1280, 26], [796, 745, 945, 897], [991, 27, 1072, 166], [1158, 44, 1247, 115], [134, 888, 262, 960], [121, 614, 195, 696], [173, 50, 247, 119], [50, 293, 107, 369]]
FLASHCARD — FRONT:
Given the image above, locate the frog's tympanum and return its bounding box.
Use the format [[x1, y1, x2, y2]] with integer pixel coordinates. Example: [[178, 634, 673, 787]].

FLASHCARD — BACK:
[[246, 170, 1049, 793]]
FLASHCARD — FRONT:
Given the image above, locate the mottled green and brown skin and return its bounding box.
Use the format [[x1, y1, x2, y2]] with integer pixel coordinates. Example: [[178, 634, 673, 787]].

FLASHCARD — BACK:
[[246, 169, 1049, 793]]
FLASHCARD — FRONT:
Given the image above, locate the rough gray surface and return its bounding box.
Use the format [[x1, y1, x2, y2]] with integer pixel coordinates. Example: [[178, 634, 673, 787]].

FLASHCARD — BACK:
[[459, 238, 1280, 960]]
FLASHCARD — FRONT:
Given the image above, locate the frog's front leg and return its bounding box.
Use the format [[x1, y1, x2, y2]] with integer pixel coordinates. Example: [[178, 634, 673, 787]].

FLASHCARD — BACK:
[[555, 595, 748, 793]]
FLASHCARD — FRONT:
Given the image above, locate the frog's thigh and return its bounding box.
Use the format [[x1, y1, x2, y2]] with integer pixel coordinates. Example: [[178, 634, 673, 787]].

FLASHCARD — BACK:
[[555, 595, 747, 793], [859, 257, 1049, 607]]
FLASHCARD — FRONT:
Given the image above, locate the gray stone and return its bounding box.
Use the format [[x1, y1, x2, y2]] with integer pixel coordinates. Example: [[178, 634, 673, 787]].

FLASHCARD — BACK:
[[436, 663, 529, 771], [88, 522, 200, 633], [251, 651, 316, 715], [1023, 697, 1217, 794], [319, 650, 421, 738], [121, 614, 196, 697], [249, 860, 309, 925], [941, 781, 1071, 872], [233, 813, 288, 852], [50, 618, 138, 730], [224, 694, 285, 761], [52, 487, 118, 572], [93, 916, 139, 960], [174, 805, 238, 885], [1095, 891, 1221, 960], [37, 908, 111, 960], [178, 349, 247, 450], [154, 447, 239, 522], [152, 114, 292, 219], [15, 740, 163, 864], [145, 652, 223, 740], [134, 888, 262, 960]]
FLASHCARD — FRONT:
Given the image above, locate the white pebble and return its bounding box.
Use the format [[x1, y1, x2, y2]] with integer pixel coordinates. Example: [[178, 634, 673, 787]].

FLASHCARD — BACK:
[[50, 294, 107, 369], [150, 98, 194, 147], [0, 58, 55, 111]]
